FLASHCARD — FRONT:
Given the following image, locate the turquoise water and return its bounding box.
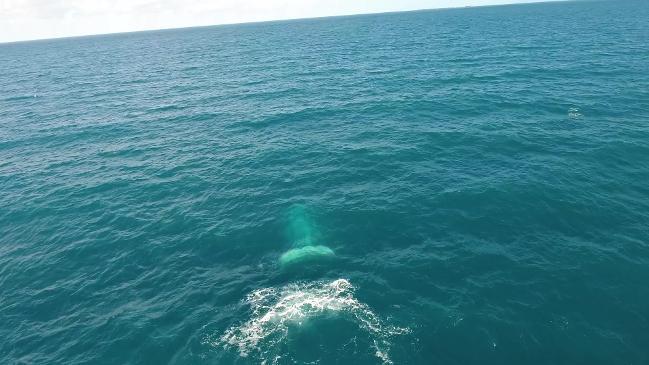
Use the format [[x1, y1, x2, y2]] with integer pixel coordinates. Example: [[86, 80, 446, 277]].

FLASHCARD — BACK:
[[2, 1, 649, 364]]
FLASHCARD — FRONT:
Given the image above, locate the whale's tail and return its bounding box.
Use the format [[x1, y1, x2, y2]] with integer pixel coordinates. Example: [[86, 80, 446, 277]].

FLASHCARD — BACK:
[[280, 205, 334, 268], [279, 245, 335, 268]]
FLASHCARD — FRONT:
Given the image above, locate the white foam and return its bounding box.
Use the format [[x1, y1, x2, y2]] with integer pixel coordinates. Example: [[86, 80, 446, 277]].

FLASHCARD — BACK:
[[208, 279, 409, 364], [568, 107, 583, 119]]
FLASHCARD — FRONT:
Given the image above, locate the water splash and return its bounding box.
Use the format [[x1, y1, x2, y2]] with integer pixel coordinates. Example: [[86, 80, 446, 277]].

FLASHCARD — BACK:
[[208, 279, 410, 364]]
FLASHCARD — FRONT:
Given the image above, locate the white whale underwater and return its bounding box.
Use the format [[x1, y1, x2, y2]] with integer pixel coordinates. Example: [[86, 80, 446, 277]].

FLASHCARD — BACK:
[[209, 205, 410, 364], [278, 204, 335, 269]]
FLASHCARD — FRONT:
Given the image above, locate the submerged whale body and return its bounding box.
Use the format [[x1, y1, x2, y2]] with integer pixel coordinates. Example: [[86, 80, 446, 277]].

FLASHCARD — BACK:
[[286, 204, 316, 247], [280, 205, 334, 268], [279, 245, 335, 268]]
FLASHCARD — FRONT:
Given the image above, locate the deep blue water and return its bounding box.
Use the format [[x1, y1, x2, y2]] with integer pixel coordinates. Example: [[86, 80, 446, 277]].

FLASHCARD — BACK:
[[2, 1, 649, 364]]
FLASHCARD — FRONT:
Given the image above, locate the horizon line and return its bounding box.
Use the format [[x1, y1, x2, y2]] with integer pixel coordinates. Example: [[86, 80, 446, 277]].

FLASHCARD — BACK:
[[1, 0, 573, 45]]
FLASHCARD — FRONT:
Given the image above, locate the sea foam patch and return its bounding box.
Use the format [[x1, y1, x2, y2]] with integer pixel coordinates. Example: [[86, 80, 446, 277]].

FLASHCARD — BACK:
[[209, 279, 409, 364]]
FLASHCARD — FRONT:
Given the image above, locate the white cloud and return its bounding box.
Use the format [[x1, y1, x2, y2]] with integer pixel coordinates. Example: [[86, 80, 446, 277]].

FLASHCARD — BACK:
[[0, 0, 553, 43]]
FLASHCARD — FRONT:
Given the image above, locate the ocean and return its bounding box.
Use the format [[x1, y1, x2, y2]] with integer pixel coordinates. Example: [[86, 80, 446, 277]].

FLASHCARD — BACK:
[[1, 1, 649, 364]]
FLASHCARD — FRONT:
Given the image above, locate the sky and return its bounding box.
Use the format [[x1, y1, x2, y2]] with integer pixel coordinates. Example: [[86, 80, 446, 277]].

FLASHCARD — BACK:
[[1, 0, 556, 43]]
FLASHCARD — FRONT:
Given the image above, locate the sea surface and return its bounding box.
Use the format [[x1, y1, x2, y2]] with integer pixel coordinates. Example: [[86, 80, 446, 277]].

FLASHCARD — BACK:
[[2, 1, 649, 364]]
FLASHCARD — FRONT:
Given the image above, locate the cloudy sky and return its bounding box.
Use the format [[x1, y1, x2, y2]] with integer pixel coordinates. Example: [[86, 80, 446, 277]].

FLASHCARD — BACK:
[[1, 0, 553, 43]]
